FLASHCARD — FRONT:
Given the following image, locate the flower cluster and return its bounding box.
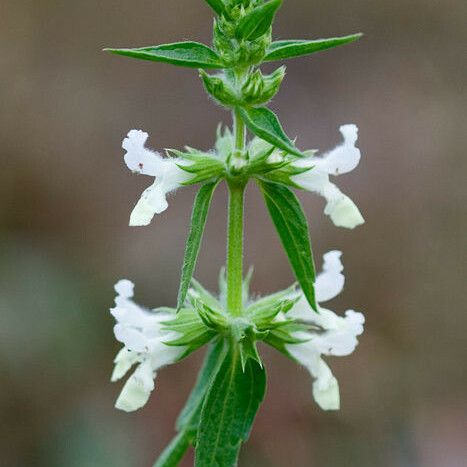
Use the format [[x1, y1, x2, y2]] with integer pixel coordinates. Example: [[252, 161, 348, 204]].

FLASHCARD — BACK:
[[110, 250, 364, 412], [121, 123, 364, 229]]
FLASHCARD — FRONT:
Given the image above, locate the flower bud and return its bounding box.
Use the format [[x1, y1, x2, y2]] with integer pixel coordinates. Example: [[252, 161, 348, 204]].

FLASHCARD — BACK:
[[199, 70, 239, 107], [242, 66, 285, 105]]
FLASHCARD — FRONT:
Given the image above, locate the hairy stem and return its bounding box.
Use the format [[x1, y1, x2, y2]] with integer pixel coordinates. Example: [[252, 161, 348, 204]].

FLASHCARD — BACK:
[[226, 180, 245, 317], [234, 108, 246, 152]]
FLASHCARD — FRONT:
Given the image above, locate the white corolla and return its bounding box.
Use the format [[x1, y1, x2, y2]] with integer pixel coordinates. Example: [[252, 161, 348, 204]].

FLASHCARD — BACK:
[[285, 251, 365, 410], [122, 130, 192, 226], [110, 279, 184, 412], [292, 125, 364, 229]]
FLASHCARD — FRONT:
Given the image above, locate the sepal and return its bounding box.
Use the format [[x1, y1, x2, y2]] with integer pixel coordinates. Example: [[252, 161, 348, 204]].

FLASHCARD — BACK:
[[163, 308, 216, 357], [168, 150, 225, 185], [258, 160, 313, 187], [245, 286, 299, 329], [241, 66, 286, 105], [199, 69, 240, 107]]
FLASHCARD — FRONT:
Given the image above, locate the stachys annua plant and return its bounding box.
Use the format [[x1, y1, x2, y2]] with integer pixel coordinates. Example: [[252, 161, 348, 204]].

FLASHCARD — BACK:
[[105, 1, 365, 465]]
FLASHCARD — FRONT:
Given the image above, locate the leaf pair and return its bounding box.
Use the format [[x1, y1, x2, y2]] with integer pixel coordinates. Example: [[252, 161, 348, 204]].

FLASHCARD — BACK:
[[104, 34, 361, 69], [176, 174, 318, 313]]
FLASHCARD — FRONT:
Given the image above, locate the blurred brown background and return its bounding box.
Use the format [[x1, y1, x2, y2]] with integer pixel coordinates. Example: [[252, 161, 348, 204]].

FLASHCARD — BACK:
[[1, 0, 466, 466]]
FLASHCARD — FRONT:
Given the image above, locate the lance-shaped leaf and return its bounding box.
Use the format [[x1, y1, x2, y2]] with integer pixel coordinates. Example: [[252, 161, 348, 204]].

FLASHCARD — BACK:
[[195, 347, 266, 467], [258, 180, 317, 311], [154, 341, 226, 467], [238, 106, 304, 157], [264, 33, 363, 62], [176, 339, 227, 433], [236, 0, 283, 41], [203, 0, 226, 16], [104, 42, 224, 69], [177, 182, 219, 310]]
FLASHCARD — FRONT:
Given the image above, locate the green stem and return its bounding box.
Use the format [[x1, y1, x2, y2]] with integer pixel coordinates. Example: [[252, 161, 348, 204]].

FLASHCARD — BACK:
[[226, 180, 245, 316], [234, 108, 246, 152], [226, 109, 247, 317]]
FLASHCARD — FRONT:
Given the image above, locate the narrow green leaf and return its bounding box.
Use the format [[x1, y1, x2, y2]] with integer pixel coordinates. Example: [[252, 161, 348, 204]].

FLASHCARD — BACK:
[[177, 181, 219, 310], [153, 430, 191, 467], [104, 42, 224, 69], [264, 33, 363, 61], [236, 0, 283, 41], [238, 106, 303, 157], [195, 347, 266, 467], [176, 339, 227, 432], [258, 180, 317, 311], [154, 341, 226, 467]]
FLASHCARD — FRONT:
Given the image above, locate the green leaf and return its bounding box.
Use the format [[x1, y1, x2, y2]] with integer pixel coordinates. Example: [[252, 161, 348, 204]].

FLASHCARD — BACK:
[[238, 106, 303, 157], [258, 180, 317, 311], [264, 33, 363, 62], [177, 182, 219, 310], [236, 0, 283, 41], [153, 430, 191, 467], [104, 42, 224, 69], [154, 341, 226, 467], [176, 340, 227, 433], [203, 0, 226, 16], [195, 347, 266, 467]]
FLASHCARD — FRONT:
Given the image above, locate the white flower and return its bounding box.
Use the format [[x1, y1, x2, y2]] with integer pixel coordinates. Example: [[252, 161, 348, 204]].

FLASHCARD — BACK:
[[292, 125, 364, 229], [285, 251, 365, 410], [110, 279, 185, 412], [122, 130, 192, 226]]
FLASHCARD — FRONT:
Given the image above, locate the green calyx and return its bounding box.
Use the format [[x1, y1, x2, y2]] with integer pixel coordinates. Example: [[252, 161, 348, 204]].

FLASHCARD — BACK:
[[164, 274, 307, 368]]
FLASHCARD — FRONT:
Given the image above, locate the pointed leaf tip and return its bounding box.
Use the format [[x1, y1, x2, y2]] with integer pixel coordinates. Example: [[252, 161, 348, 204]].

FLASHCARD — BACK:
[[265, 33, 363, 62]]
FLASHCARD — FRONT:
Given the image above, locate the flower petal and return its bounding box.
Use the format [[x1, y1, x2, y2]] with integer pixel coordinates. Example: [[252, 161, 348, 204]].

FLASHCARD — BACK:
[[312, 358, 340, 410], [311, 307, 365, 356], [115, 361, 155, 412], [111, 348, 140, 382], [316, 124, 361, 176], [285, 342, 340, 410], [122, 130, 162, 176], [114, 279, 134, 299], [315, 250, 345, 302], [322, 183, 364, 229]]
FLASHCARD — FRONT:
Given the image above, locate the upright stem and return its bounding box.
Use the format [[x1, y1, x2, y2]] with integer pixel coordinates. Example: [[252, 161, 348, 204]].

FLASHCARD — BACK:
[[226, 110, 246, 317], [234, 108, 246, 152], [226, 181, 245, 317]]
